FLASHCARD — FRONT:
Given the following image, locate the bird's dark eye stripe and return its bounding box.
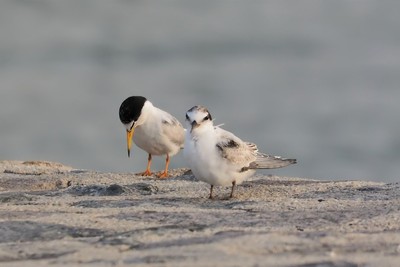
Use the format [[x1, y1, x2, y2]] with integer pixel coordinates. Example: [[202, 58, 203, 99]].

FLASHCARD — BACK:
[[185, 114, 189, 120], [203, 114, 211, 121]]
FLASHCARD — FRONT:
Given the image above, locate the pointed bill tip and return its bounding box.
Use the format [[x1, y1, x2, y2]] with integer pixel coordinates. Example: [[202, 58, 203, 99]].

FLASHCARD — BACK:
[[126, 129, 134, 158]]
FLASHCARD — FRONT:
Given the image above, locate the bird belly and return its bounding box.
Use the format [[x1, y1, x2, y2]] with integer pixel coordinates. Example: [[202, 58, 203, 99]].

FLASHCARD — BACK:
[[133, 127, 178, 156], [184, 137, 253, 186]]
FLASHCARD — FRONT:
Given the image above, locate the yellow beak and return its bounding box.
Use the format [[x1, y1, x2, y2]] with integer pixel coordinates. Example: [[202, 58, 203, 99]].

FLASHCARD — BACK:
[[126, 129, 134, 157]]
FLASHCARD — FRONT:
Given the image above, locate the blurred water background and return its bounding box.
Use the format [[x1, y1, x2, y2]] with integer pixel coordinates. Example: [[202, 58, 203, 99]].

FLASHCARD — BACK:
[[1, 1, 399, 182]]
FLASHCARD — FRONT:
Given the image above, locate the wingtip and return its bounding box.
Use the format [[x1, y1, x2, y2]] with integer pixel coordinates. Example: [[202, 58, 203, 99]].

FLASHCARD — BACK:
[[251, 155, 297, 169]]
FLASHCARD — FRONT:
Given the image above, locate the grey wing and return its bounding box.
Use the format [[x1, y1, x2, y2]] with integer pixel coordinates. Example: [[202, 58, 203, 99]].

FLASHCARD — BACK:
[[248, 153, 297, 169], [161, 111, 185, 148]]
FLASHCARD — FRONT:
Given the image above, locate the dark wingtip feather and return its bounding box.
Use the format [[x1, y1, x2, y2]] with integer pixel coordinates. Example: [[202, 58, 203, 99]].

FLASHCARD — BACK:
[[249, 155, 297, 169]]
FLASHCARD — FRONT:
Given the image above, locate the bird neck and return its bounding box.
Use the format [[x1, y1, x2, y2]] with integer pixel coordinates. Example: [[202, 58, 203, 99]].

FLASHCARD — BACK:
[[190, 124, 215, 139], [135, 101, 155, 126]]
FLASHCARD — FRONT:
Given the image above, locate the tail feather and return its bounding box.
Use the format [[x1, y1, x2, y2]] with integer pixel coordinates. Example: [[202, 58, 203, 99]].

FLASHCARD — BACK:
[[249, 154, 297, 169]]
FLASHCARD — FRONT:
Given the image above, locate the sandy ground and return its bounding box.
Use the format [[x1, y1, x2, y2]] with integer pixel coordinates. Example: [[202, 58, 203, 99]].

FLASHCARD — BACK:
[[0, 160, 399, 267]]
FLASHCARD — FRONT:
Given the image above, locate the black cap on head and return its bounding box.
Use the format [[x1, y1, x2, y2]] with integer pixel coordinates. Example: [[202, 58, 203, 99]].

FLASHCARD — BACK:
[[119, 96, 147, 124]]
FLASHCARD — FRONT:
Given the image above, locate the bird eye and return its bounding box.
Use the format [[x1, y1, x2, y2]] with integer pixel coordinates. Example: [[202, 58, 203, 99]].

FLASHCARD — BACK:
[[185, 114, 189, 120], [203, 115, 210, 121]]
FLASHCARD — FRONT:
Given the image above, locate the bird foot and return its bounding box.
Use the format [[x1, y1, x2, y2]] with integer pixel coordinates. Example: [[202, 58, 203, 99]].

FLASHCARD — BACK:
[[136, 170, 152, 176], [156, 171, 169, 179]]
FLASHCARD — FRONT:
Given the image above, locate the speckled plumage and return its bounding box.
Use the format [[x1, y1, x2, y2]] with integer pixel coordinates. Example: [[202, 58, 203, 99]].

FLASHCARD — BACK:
[[184, 105, 296, 198]]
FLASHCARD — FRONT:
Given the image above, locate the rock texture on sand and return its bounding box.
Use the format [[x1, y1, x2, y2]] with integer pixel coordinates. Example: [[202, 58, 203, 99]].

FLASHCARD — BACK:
[[0, 160, 399, 266]]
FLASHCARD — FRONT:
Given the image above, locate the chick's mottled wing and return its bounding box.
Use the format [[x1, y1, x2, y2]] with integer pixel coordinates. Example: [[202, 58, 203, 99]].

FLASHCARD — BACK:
[[215, 127, 297, 171], [160, 110, 185, 148], [214, 127, 257, 167]]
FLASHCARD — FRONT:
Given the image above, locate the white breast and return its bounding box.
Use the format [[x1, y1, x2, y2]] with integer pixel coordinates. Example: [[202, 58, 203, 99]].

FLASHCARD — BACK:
[[184, 128, 254, 186]]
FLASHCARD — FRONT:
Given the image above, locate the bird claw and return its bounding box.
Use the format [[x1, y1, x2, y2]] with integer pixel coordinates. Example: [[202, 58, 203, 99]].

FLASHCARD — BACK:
[[156, 171, 169, 179], [136, 170, 152, 176]]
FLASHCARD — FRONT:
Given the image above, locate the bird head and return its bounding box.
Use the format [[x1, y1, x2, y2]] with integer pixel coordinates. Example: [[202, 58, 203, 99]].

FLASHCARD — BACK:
[[185, 105, 213, 134], [119, 96, 147, 157]]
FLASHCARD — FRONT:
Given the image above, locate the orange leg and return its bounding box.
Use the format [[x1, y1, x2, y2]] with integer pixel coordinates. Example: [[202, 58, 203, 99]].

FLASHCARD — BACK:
[[137, 154, 152, 176], [156, 154, 170, 179]]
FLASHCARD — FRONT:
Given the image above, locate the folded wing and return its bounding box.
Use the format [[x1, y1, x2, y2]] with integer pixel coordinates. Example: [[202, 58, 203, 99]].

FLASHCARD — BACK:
[[215, 127, 296, 171], [160, 110, 185, 148]]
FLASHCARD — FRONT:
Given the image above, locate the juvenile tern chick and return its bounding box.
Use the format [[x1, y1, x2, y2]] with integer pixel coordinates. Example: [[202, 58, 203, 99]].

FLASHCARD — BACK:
[[119, 96, 185, 178], [184, 106, 296, 198]]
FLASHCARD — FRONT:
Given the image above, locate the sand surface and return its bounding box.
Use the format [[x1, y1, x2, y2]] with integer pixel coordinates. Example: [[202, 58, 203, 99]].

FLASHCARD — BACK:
[[0, 160, 399, 267]]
